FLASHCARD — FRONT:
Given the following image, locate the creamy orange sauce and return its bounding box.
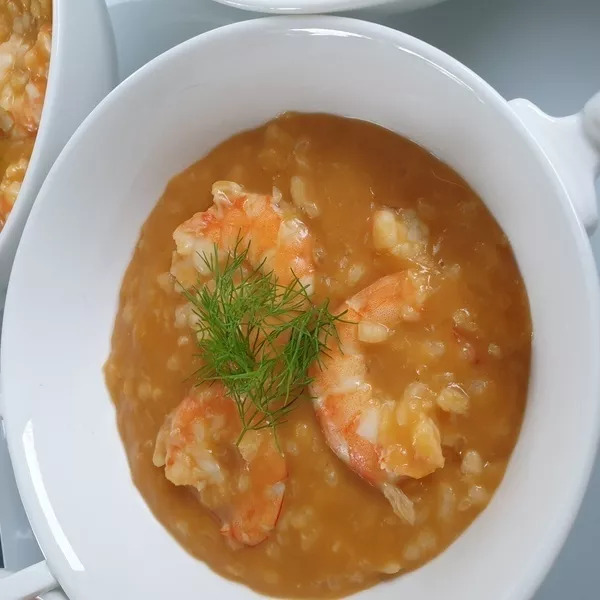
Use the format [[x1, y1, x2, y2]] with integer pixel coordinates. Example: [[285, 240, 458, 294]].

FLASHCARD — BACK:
[[105, 113, 531, 598], [0, 0, 52, 229]]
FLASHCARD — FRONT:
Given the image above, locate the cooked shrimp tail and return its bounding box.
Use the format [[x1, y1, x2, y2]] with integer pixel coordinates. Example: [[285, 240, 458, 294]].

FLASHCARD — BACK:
[[153, 383, 287, 546]]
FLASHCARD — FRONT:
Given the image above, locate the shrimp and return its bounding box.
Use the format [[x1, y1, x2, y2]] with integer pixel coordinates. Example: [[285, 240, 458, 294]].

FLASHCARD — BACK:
[[153, 382, 287, 546], [310, 271, 444, 522], [171, 181, 315, 290], [372, 207, 432, 267]]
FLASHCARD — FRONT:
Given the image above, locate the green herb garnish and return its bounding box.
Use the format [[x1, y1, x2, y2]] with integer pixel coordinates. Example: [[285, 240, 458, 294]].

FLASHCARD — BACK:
[[182, 241, 343, 445]]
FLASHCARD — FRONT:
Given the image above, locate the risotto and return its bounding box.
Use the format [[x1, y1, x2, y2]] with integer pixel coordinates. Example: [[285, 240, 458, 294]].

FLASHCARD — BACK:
[[105, 113, 532, 598], [0, 0, 51, 229]]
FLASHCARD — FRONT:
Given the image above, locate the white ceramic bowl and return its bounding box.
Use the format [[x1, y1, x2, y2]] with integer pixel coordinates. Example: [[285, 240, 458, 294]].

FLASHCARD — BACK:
[[0, 0, 117, 301], [209, 0, 445, 15], [2, 15, 600, 600]]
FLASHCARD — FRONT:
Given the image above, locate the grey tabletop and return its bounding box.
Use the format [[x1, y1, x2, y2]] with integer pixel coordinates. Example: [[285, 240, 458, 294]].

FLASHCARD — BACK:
[[1, 0, 599, 597]]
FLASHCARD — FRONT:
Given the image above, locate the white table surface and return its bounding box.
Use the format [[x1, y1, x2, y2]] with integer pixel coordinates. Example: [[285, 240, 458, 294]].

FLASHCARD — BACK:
[[0, 0, 598, 597]]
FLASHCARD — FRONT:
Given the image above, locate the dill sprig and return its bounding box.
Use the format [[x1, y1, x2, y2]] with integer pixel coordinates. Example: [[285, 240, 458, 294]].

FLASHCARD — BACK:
[[182, 241, 343, 444]]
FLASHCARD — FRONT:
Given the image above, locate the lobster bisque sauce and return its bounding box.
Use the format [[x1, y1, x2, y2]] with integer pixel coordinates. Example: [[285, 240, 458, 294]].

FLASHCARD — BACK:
[[105, 113, 531, 598]]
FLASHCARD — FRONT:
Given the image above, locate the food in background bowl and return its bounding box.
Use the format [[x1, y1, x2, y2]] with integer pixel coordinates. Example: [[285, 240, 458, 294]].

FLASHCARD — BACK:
[[105, 113, 531, 597], [0, 0, 51, 230]]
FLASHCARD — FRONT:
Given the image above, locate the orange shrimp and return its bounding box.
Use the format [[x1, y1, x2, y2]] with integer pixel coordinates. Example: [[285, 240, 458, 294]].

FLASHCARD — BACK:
[[372, 207, 432, 268], [171, 181, 315, 290], [153, 382, 287, 546], [310, 271, 444, 522]]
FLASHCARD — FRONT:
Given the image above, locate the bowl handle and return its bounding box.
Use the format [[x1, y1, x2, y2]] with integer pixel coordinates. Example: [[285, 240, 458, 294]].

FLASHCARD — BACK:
[[509, 91, 600, 234], [0, 561, 58, 599]]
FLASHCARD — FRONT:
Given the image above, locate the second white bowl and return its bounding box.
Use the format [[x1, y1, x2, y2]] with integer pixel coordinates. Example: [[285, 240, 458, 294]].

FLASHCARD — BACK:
[[209, 0, 446, 15], [0, 0, 117, 300]]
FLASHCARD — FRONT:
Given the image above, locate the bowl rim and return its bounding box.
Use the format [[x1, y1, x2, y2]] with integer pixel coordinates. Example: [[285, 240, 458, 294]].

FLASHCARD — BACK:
[[2, 14, 599, 600], [208, 0, 443, 15]]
